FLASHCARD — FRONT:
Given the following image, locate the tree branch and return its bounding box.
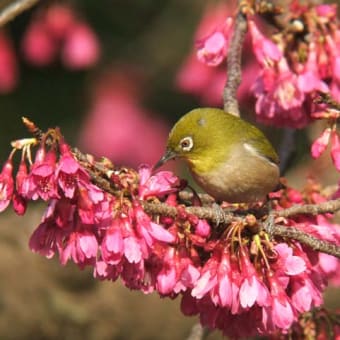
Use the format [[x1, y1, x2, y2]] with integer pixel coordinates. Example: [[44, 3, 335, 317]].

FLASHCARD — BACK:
[[72, 145, 340, 258], [276, 199, 340, 218], [0, 0, 39, 27], [223, 2, 248, 116], [272, 224, 340, 258]]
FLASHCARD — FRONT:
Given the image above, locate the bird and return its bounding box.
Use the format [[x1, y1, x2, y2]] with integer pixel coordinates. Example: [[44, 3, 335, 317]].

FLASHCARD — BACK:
[[154, 108, 280, 203]]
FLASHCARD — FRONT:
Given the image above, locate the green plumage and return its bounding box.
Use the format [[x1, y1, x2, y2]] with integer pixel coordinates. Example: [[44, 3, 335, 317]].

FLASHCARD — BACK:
[[167, 108, 279, 173]]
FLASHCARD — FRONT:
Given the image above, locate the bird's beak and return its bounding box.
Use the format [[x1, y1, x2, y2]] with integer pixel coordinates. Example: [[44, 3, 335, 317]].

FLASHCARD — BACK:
[[153, 149, 177, 171]]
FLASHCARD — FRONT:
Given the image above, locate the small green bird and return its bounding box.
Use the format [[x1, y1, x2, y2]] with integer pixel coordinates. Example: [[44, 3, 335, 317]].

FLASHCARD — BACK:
[[155, 108, 280, 203]]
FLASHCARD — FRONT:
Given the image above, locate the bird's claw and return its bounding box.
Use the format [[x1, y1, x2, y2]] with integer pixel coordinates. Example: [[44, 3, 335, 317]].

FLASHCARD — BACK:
[[212, 203, 225, 226]]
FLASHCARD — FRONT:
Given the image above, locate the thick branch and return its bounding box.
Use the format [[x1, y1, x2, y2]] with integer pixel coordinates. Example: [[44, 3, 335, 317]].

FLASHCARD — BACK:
[[0, 0, 39, 27], [223, 3, 248, 116]]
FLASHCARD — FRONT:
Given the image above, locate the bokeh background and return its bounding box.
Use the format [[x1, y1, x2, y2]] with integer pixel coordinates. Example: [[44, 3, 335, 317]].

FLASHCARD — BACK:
[[0, 0, 338, 339]]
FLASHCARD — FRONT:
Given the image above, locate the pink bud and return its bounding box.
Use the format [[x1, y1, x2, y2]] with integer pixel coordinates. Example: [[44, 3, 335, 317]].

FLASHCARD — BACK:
[[331, 132, 340, 171], [0, 160, 14, 212], [311, 128, 331, 159], [0, 32, 18, 92], [21, 22, 57, 66], [248, 20, 282, 66], [62, 23, 100, 69], [12, 192, 27, 215]]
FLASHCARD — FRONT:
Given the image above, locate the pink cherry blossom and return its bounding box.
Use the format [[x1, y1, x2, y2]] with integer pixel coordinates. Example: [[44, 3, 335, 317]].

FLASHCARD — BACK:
[[79, 71, 170, 167], [26, 149, 59, 201], [60, 229, 98, 267], [62, 23, 100, 69], [197, 31, 228, 66], [29, 219, 63, 259], [56, 142, 90, 198], [138, 165, 180, 199], [311, 128, 331, 159], [94, 260, 122, 282], [275, 243, 306, 276], [267, 272, 295, 330], [297, 43, 329, 94], [21, 21, 57, 66], [248, 20, 282, 67], [101, 222, 124, 265]]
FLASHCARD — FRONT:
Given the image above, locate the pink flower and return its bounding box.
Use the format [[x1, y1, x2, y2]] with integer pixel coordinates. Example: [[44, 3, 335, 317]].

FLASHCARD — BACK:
[[267, 273, 295, 330], [0, 32, 17, 92], [315, 4, 337, 19], [191, 256, 218, 300], [297, 43, 329, 94], [60, 229, 98, 267], [21, 21, 57, 66], [195, 220, 211, 238], [29, 220, 63, 259], [197, 31, 228, 66], [239, 248, 270, 308], [12, 193, 27, 215], [248, 20, 282, 67], [156, 247, 200, 295], [196, 17, 232, 67], [94, 260, 121, 281], [311, 128, 331, 159], [56, 142, 90, 198], [254, 58, 307, 127], [138, 165, 180, 199], [62, 23, 100, 69], [0, 160, 14, 212], [79, 71, 170, 167], [101, 220, 124, 265], [134, 202, 175, 246], [331, 132, 340, 171], [25, 148, 59, 201], [275, 243, 306, 276]]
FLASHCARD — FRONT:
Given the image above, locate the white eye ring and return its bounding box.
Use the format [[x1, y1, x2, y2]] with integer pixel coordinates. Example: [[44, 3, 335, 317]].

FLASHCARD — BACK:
[[179, 136, 193, 152]]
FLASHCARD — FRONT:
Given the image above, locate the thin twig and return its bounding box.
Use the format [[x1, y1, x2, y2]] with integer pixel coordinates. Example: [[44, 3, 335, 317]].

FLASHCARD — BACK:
[[223, 2, 248, 116], [0, 0, 40, 27]]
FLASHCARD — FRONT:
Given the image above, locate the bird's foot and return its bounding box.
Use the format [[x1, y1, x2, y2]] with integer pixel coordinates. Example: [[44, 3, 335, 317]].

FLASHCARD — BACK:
[[212, 202, 226, 226], [262, 199, 275, 237]]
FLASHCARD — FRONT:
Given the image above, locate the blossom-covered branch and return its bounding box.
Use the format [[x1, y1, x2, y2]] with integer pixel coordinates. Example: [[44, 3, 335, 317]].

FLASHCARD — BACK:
[[73, 144, 340, 259], [0, 0, 40, 27]]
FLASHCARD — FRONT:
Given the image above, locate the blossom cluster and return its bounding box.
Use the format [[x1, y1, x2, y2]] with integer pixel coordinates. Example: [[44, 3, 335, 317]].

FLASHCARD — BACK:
[[0, 125, 339, 338], [22, 4, 100, 69], [177, 0, 340, 176], [0, 4, 100, 93]]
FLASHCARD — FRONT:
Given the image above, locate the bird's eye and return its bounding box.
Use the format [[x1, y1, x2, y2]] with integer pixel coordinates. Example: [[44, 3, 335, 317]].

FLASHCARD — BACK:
[[179, 136, 193, 152]]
